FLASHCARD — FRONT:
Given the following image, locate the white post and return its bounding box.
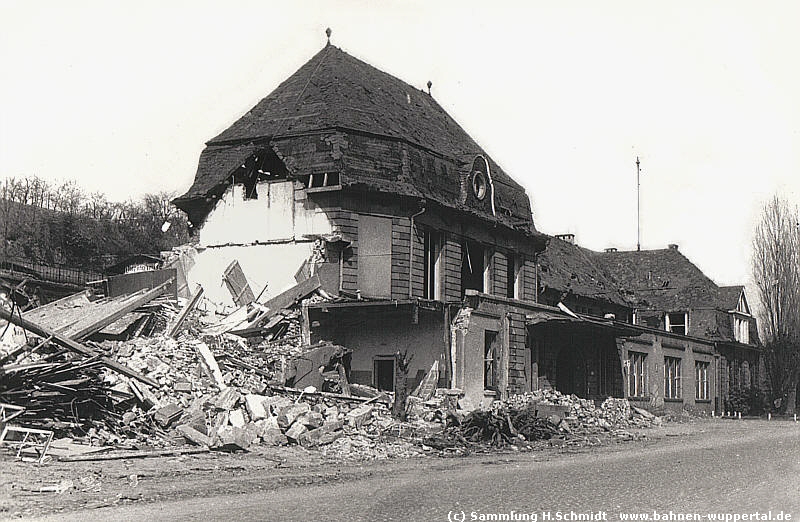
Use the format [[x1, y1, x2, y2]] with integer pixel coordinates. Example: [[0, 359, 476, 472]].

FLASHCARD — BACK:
[[768, 413, 771, 421], [738, 412, 742, 420]]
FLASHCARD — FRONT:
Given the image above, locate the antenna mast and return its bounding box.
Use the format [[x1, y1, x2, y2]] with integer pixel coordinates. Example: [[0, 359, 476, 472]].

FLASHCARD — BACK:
[[636, 156, 641, 251]]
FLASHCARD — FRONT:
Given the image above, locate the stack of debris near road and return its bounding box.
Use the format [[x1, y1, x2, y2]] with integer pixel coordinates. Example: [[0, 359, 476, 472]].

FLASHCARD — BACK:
[[424, 389, 662, 450], [1, 269, 663, 463]]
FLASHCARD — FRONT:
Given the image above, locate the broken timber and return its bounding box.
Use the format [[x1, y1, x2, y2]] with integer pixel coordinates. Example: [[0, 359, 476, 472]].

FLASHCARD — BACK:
[[0, 307, 159, 387], [166, 284, 204, 338], [242, 274, 321, 330]]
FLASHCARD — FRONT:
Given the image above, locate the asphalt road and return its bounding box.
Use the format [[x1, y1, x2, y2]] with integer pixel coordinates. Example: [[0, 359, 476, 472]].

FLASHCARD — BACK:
[[36, 421, 800, 522]]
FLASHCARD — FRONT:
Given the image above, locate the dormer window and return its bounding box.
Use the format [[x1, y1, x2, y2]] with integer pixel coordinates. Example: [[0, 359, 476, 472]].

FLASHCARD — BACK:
[[734, 317, 750, 344], [472, 170, 487, 200], [665, 312, 687, 335], [731, 290, 751, 344]]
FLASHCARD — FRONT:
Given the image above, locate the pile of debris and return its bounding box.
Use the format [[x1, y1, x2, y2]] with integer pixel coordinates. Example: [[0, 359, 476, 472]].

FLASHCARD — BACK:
[[0, 272, 437, 462], [424, 390, 661, 450]]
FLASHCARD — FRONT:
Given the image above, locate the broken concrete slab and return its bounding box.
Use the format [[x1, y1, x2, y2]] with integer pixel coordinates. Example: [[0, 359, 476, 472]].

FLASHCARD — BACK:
[[296, 411, 324, 429], [215, 426, 252, 451], [213, 388, 241, 410], [263, 396, 293, 416], [277, 403, 311, 428], [346, 404, 373, 428], [153, 404, 183, 428], [174, 381, 192, 393], [260, 427, 288, 446], [284, 421, 308, 442], [229, 409, 246, 428], [321, 419, 344, 433], [177, 425, 213, 447], [244, 394, 269, 421]]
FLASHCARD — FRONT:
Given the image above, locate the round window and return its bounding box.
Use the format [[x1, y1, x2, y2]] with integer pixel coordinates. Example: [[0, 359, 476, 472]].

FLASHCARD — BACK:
[[472, 171, 487, 200]]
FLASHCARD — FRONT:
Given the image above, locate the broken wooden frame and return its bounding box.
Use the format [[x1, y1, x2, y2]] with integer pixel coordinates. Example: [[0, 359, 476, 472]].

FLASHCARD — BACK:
[[0, 424, 54, 464], [0, 305, 159, 387]]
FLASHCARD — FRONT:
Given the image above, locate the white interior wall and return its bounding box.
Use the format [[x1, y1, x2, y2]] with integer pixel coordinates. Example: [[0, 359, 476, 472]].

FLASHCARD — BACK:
[[188, 180, 335, 308]]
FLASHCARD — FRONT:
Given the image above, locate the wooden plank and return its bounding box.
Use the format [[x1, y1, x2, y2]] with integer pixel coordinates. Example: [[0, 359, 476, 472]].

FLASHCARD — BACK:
[[243, 274, 321, 329], [66, 279, 174, 340], [222, 260, 255, 306], [58, 447, 209, 462], [0, 307, 159, 387], [166, 285, 204, 338]]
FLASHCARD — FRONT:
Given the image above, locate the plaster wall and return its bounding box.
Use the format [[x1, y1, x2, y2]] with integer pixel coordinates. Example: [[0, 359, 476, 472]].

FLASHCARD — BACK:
[[186, 181, 335, 308], [199, 181, 333, 246], [311, 308, 447, 392]]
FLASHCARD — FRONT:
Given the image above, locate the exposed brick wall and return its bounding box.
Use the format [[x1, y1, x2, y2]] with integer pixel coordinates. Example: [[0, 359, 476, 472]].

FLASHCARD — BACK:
[[443, 235, 462, 302], [391, 217, 411, 299]]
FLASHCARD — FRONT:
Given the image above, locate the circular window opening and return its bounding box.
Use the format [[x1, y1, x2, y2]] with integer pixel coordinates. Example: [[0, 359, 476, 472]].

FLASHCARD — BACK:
[[472, 171, 487, 200]]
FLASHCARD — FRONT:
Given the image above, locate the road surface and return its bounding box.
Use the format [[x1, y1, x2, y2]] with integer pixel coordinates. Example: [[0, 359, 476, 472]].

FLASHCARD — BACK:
[[30, 420, 800, 521]]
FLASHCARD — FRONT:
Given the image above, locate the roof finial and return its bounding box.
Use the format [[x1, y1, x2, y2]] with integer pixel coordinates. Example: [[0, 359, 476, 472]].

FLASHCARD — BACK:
[[325, 27, 332, 45], [427, 80, 432, 95]]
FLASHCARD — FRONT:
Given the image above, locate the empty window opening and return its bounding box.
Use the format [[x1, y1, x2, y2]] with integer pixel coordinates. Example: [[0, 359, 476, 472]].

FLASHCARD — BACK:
[[628, 352, 647, 398], [666, 312, 687, 335], [484, 249, 494, 294], [461, 240, 485, 297], [303, 172, 341, 189], [506, 254, 520, 299], [422, 228, 441, 300], [374, 356, 395, 392], [695, 361, 709, 400], [664, 356, 682, 399], [484, 330, 499, 390]]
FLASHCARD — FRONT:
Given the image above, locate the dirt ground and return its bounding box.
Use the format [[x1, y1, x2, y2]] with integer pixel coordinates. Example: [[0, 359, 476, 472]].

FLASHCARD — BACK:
[[0, 417, 786, 520]]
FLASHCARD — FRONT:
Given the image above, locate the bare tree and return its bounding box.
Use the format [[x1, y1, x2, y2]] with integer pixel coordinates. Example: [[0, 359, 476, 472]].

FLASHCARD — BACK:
[[753, 195, 800, 414]]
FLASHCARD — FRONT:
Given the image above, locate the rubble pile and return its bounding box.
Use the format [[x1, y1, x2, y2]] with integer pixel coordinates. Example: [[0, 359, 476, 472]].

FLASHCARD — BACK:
[[0, 283, 436, 462], [1, 275, 662, 464], [425, 390, 661, 450], [504, 389, 661, 433]]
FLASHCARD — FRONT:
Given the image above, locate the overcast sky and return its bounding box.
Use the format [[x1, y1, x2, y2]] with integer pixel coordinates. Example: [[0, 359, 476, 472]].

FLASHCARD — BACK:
[[1, 1, 798, 289]]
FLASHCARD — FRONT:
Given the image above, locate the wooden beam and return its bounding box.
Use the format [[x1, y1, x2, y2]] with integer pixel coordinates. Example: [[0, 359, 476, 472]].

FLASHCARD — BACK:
[[166, 285, 204, 338], [243, 274, 321, 329], [0, 307, 159, 387], [68, 278, 175, 340]]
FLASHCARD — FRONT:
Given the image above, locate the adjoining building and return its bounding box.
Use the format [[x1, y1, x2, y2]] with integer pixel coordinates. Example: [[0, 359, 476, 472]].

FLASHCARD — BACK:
[[174, 42, 762, 413]]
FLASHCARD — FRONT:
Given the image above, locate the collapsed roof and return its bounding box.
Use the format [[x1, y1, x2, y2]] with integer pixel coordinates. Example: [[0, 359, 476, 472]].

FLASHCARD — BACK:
[[539, 238, 747, 314], [174, 44, 535, 232]]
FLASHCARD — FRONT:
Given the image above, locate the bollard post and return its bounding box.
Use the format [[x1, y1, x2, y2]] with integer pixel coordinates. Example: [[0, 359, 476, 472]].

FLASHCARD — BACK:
[[768, 413, 771, 421], [711, 411, 715, 418], [738, 412, 742, 420]]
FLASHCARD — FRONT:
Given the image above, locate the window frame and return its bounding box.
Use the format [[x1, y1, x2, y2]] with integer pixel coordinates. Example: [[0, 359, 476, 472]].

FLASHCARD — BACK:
[[422, 227, 442, 300], [666, 312, 688, 336], [664, 356, 682, 400], [733, 316, 750, 344], [695, 361, 710, 401], [628, 351, 647, 398], [484, 330, 499, 391]]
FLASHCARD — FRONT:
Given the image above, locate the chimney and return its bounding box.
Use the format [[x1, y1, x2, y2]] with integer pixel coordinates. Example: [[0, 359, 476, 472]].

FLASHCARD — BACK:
[[555, 233, 575, 245], [668, 244, 679, 250], [605, 247, 618, 253]]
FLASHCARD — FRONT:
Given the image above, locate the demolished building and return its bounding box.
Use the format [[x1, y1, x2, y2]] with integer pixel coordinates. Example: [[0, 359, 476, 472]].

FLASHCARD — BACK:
[[173, 42, 763, 413]]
